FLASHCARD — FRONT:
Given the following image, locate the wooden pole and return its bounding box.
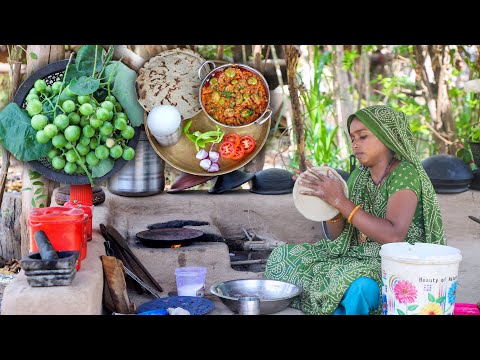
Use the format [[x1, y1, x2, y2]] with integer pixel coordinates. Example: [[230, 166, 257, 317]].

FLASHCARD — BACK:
[[0, 46, 24, 260], [284, 45, 306, 172]]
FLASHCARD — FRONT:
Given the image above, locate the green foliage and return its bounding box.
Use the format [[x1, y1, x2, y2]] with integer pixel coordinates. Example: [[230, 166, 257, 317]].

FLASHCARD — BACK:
[[196, 45, 234, 62], [22, 170, 46, 208], [371, 72, 435, 158], [295, 46, 345, 171], [342, 49, 359, 71]]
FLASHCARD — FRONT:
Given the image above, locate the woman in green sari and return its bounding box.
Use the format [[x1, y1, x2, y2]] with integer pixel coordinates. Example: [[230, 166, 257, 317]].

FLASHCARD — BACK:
[[264, 105, 446, 315]]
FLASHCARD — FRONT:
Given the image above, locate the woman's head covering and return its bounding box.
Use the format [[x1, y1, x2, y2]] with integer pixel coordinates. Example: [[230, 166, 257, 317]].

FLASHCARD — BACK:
[[347, 105, 445, 244]]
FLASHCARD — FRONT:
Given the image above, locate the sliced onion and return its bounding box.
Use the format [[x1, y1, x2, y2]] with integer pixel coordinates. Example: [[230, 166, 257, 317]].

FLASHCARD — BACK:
[[199, 158, 212, 170], [207, 162, 220, 172], [209, 150, 220, 163], [196, 149, 208, 160]]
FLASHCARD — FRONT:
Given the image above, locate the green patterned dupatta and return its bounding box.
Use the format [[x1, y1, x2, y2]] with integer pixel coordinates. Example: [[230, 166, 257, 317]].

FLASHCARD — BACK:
[[347, 105, 446, 245]]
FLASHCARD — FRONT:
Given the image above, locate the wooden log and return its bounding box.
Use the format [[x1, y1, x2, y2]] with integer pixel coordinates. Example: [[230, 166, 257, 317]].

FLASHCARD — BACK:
[[0, 192, 22, 260], [100, 45, 146, 72]]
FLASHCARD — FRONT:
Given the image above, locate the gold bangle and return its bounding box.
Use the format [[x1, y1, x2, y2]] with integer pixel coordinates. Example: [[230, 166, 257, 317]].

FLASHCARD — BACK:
[[347, 204, 363, 224], [328, 213, 343, 223]]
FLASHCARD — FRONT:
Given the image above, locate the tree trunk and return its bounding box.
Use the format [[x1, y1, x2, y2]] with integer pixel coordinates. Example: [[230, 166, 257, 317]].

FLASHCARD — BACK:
[[413, 45, 456, 154], [20, 45, 63, 257], [331, 45, 353, 161], [244, 45, 267, 173], [0, 193, 22, 259], [283, 45, 306, 172]]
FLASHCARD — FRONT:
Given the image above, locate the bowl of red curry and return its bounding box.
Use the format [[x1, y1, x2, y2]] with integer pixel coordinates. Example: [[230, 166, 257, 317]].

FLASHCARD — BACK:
[[198, 61, 272, 128]]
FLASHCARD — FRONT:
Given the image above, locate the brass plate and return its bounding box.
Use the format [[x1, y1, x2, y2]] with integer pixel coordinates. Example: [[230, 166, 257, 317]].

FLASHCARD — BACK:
[[145, 111, 271, 176]]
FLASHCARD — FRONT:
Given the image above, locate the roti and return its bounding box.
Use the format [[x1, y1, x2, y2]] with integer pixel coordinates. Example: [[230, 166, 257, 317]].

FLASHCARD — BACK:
[[292, 166, 349, 222], [136, 48, 206, 120]]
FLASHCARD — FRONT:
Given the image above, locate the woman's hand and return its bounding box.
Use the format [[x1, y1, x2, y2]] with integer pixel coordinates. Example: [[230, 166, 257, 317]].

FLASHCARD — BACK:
[[294, 161, 347, 208]]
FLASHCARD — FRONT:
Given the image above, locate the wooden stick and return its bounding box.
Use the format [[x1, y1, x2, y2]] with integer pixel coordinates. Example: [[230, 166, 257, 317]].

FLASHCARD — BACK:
[[105, 224, 163, 292], [0, 57, 22, 209], [231, 259, 267, 266]]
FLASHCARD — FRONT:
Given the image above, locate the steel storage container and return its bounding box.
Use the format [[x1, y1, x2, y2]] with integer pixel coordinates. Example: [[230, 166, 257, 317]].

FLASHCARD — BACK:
[[107, 128, 165, 196]]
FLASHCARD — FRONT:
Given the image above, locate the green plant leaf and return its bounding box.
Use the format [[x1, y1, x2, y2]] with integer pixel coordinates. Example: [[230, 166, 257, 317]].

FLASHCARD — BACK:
[[397, 309, 406, 315], [35, 194, 47, 200], [75, 45, 103, 75], [34, 188, 43, 195], [0, 104, 53, 161], [104, 61, 144, 127], [32, 181, 44, 186], [39, 203, 45, 208], [64, 64, 90, 84], [407, 304, 419, 311], [30, 52, 38, 60], [428, 293, 435, 302], [31, 198, 36, 207], [436, 296, 446, 304], [29, 171, 41, 180], [69, 76, 100, 96], [22, 187, 32, 192], [92, 157, 114, 178]]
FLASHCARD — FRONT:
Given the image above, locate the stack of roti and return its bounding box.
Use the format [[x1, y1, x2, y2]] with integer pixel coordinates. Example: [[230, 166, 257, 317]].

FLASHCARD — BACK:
[[136, 48, 207, 120], [292, 166, 349, 222]]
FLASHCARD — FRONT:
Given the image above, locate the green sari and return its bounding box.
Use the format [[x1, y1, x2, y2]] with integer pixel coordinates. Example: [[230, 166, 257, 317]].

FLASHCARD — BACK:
[[264, 105, 446, 315]]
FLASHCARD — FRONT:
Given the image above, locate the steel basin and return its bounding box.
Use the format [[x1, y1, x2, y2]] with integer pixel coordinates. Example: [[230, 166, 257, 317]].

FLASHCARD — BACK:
[[210, 279, 302, 314]]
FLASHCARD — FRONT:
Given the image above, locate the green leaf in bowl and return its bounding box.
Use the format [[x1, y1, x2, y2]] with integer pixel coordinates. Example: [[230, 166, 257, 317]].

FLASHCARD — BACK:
[[0, 103, 52, 161], [104, 61, 144, 127]]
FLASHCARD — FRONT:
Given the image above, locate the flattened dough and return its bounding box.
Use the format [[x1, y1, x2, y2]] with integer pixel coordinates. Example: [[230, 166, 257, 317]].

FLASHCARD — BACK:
[[292, 166, 348, 222], [136, 48, 207, 120]]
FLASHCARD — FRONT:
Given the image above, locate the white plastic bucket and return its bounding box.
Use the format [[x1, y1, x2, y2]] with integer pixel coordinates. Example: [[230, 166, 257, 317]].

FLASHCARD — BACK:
[[380, 242, 462, 315]]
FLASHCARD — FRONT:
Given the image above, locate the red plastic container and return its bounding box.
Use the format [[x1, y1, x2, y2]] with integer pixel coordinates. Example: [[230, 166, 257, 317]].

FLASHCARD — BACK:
[[28, 207, 88, 270], [64, 201, 93, 242], [66, 184, 94, 241]]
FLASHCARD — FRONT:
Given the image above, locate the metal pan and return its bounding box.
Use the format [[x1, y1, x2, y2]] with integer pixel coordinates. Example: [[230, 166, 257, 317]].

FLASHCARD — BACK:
[[135, 228, 204, 248], [13, 59, 141, 185], [145, 110, 270, 176]]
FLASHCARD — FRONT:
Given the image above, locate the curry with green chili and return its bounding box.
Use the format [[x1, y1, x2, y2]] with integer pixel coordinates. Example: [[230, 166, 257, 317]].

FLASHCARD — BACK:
[[201, 66, 268, 126]]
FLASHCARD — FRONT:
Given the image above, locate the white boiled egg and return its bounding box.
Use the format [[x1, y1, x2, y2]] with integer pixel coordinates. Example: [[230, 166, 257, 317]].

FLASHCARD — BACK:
[[147, 105, 181, 137]]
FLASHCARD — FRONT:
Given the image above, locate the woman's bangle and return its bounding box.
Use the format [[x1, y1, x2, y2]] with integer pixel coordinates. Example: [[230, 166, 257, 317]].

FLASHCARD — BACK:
[[347, 204, 363, 224], [328, 213, 343, 223]]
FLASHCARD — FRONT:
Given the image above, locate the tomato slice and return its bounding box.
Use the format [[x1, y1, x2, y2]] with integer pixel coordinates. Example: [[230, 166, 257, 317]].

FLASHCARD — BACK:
[[239, 135, 256, 154], [218, 141, 236, 159], [224, 133, 240, 148], [231, 145, 245, 160]]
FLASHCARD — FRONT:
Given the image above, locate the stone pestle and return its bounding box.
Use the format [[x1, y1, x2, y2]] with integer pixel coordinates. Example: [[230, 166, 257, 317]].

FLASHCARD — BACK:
[[34, 230, 59, 260]]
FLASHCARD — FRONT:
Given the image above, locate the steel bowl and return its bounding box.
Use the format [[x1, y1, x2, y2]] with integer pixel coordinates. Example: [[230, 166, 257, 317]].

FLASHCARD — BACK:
[[197, 61, 273, 129], [210, 279, 302, 314]]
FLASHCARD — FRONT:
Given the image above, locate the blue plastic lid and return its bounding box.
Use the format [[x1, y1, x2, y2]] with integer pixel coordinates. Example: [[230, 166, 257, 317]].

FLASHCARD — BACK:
[[137, 308, 168, 315]]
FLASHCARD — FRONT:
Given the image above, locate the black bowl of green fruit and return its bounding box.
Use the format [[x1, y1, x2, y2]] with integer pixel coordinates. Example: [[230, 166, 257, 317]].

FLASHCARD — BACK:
[[10, 45, 144, 185]]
